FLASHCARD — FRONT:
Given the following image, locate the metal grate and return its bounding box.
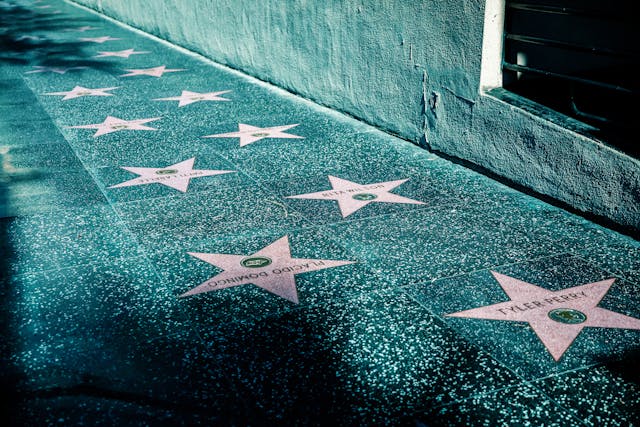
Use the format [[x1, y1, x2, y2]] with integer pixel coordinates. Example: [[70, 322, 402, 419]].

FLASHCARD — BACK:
[[503, 0, 638, 156]]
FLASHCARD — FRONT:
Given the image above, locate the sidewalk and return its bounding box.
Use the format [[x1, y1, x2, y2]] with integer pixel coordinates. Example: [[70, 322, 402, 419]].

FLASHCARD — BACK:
[[1, 0, 639, 425]]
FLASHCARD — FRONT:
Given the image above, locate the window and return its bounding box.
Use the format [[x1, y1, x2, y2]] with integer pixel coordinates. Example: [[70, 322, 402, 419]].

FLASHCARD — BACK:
[[501, 1, 638, 157]]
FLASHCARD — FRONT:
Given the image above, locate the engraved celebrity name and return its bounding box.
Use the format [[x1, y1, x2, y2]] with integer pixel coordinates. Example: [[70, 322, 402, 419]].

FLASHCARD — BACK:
[[321, 184, 385, 197], [205, 261, 328, 288], [497, 291, 588, 315], [138, 171, 205, 183]]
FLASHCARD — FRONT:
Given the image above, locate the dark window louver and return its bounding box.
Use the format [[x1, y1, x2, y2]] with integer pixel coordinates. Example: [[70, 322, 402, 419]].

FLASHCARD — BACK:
[[502, 0, 638, 157]]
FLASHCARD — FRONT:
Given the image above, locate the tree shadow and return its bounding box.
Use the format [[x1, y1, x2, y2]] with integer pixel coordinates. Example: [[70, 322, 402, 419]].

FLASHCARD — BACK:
[[0, 1, 123, 423], [0, 193, 20, 424], [0, 0, 119, 71], [598, 347, 640, 385]]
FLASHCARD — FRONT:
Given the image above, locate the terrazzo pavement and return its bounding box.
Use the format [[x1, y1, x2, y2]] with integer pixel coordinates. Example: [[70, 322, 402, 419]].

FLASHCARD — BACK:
[[1, 0, 639, 425]]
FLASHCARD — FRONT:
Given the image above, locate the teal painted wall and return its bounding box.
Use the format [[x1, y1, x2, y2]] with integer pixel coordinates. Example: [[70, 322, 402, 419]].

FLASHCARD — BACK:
[[71, 0, 640, 232], [76, 0, 481, 141]]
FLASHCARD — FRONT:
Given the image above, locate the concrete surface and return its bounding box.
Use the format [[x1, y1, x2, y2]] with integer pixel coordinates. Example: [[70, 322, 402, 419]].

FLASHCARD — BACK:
[[69, 0, 640, 233]]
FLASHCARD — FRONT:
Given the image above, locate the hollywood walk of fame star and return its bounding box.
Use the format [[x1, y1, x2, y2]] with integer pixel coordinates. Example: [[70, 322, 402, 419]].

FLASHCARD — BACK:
[[181, 236, 355, 303], [44, 85, 119, 100], [120, 65, 184, 78], [94, 48, 149, 58], [287, 175, 425, 218], [64, 26, 99, 32], [79, 36, 121, 43], [25, 65, 87, 75], [108, 157, 235, 193], [15, 35, 45, 42], [447, 271, 640, 361], [203, 123, 303, 147], [66, 115, 160, 137], [153, 90, 231, 107]]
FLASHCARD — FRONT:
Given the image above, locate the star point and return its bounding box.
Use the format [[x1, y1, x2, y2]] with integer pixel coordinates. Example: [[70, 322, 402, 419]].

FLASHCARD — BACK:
[[153, 90, 231, 107], [447, 272, 640, 361], [203, 123, 303, 147], [108, 157, 235, 193], [94, 48, 149, 58], [44, 85, 119, 100], [66, 115, 160, 137], [180, 235, 355, 303], [287, 175, 425, 217]]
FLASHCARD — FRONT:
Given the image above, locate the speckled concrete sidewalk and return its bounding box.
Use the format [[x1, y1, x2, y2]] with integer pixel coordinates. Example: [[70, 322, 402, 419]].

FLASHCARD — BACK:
[[1, 0, 639, 425]]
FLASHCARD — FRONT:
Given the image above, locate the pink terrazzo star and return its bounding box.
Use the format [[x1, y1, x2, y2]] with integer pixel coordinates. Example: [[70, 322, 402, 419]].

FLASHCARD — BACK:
[[153, 90, 231, 107], [44, 85, 119, 100], [25, 65, 87, 75], [287, 175, 425, 217], [64, 26, 99, 32], [447, 271, 640, 361], [203, 123, 303, 147], [120, 65, 184, 77], [66, 115, 160, 137], [181, 236, 355, 303], [108, 157, 235, 192], [15, 35, 45, 42], [94, 48, 149, 58], [79, 36, 121, 43]]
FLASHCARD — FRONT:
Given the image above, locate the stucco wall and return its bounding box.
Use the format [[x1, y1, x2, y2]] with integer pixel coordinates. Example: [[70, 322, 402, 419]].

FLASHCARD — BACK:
[[69, 0, 640, 233]]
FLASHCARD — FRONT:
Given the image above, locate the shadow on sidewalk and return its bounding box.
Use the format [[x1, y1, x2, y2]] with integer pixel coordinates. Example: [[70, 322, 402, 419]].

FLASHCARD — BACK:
[[0, 0, 118, 71], [0, 1, 117, 422]]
